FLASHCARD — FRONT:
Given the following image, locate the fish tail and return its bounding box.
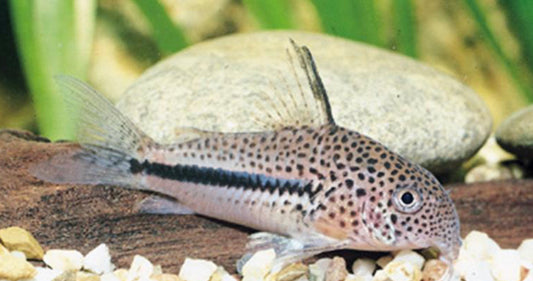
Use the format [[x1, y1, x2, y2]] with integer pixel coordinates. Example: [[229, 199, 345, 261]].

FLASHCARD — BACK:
[[32, 75, 153, 187]]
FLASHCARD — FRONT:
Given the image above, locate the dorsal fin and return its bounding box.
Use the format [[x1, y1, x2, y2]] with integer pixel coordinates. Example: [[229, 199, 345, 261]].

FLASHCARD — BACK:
[[289, 39, 335, 126], [251, 40, 337, 130]]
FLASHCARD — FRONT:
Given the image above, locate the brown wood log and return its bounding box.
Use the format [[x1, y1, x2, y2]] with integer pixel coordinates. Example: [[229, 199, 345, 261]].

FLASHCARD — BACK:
[[0, 129, 532, 273]]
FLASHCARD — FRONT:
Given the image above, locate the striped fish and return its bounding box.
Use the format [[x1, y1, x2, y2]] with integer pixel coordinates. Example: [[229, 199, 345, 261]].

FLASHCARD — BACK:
[[33, 41, 460, 278]]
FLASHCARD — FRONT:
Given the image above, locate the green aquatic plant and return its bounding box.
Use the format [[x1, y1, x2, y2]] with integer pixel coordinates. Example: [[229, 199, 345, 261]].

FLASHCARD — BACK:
[[499, 0, 533, 91], [464, 0, 533, 103], [242, 0, 294, 29], [131, 0, 188, 55], [243, 0, 418, 58], [391, 0, 417, 58], [9, 0, 187, 139], [9, 0, 96, 140], [310, 0, 384, 46]]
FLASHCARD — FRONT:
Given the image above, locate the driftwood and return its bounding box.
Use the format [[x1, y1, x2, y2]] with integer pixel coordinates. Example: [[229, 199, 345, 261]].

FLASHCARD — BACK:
[[0, 129, 532, 273]]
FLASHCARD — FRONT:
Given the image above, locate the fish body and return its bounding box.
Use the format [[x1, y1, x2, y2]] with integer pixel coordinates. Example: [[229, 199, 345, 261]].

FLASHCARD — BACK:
[[33, 42, 460, 274]]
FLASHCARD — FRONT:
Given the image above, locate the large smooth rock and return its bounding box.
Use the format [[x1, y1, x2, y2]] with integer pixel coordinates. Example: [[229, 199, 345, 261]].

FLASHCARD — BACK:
[[116, 31, 491, 173], [496, 105, 533, 159]]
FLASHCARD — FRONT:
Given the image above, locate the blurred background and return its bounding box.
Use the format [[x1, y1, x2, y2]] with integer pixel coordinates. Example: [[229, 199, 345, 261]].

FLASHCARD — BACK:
[[0, 0, 532, 141]]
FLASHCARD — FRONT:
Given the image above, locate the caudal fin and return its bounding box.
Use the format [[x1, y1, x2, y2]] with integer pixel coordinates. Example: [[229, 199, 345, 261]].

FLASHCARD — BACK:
[[32, 75, 154, 187]]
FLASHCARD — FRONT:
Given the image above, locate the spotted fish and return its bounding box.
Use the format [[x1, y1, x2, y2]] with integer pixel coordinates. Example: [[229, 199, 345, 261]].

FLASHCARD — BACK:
[[33, 41, 461, 277]]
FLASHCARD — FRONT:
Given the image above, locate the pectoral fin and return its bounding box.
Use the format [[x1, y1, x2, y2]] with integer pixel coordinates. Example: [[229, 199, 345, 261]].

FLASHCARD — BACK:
[[135, 195, 195, 215], [237, 232, 348, 274]]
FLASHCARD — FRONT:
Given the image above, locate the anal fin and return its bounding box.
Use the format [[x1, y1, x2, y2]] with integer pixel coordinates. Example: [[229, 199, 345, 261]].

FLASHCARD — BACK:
[[135, 195, 195, 215]]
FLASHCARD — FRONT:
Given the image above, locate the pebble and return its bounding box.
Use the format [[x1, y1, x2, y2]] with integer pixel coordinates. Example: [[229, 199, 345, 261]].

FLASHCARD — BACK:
[[0, 244, 9, 255], [381, 260, 422, 281], [2, 227, 532, 281], [83, 244, 115, 275], [150, 273, 183, 281], [420, 260, 447, 281], [391, 251, 425, 270], [43, 249, 84, 272], [28, 267, 62, 281], [308, 258, 331, 281], [453, 231, 533, 281], [0, 251, 37, 280], [101, 272, 122, 281], [490, 249, 522, 281], [351, 259, 375, 277], [11, 250, 27, 260], [241, 249, 276, 281], [178, 258, 218, 281], [127, 255, 154, 281], [209, 267, 237, 281], [117, 31, 491, 173], [111, 269, 129, 281], [53, 270, 77, 281], [270, 263, 307, 281], [376, 256, 393, 269], [518, 239, 533, 263], [76, 271, 101, 281], [371, 270, 388, 281], [344, 274, 371, 281], [455, 260, 494, 281], [325, 257, 347, 281], [495, 104, 533, 159], [524, 270, 533, 281], [458, 231, 500, 261], [0, 226, 44, 259], [153, 265, 163, 276]]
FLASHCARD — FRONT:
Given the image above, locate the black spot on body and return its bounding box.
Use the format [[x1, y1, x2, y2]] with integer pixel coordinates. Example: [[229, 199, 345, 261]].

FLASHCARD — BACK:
[[346, 153, 354, 161], [329, 171, 338, 181], [391, 214, 397, 224], [345, 179, 354, 189], [356, 188, 367, 197]]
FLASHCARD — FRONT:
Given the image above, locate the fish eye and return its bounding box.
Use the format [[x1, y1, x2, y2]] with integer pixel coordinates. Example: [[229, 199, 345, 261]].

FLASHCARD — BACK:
[[401, 192, 414, 205], [393, 187, 423, 213]]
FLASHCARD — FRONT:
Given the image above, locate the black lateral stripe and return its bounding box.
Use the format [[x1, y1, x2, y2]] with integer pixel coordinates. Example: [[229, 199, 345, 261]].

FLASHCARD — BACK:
[[324, 186, 336, 197], [129, 159, 316, 197]]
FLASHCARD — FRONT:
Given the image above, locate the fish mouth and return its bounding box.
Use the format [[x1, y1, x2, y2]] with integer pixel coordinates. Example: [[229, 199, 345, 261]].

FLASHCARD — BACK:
[[437, 240, 462, 281]]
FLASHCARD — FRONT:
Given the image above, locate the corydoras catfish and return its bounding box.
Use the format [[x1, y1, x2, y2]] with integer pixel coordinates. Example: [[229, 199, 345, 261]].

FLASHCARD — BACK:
[[33, 41, 461, 278]]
